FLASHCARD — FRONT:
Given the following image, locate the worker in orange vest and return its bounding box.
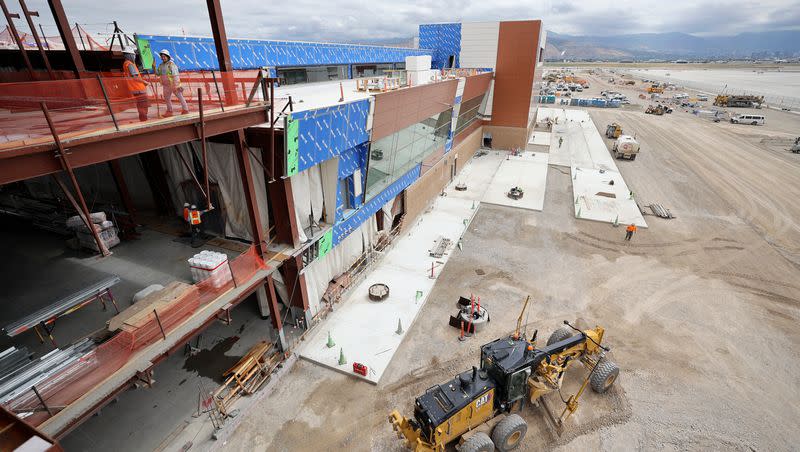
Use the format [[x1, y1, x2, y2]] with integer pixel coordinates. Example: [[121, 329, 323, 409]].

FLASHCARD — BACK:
[[182, 202, 190, 223], [187, 204, 212, 247], [122, 47, 150, 121], [625, 223, 637, 241]]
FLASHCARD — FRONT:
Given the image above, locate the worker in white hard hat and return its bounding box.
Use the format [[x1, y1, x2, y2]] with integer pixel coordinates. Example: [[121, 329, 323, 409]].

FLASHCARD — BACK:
[[121, 46, 150, 121], [154, 49, 189, 116]]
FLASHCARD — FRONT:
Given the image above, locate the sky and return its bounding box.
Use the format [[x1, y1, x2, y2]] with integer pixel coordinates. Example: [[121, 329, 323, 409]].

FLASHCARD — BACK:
[[16, 0, 800, 42]]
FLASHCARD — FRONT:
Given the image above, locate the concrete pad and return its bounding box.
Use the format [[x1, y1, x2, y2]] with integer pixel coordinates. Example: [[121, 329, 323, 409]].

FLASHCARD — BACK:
[[539, 107, 647, 228], [528, 131, 551, 146], [482, 152, 549, 211], [299, 156, 496, 384]]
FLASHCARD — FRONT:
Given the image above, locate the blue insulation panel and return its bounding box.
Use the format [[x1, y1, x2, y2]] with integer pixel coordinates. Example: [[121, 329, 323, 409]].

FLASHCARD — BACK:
[[332, 165, 420, 246], [418, 23, 461, 69], [292, 99, 371, 174], [138, 35, 433, 71], [335, 143, 369, 219]]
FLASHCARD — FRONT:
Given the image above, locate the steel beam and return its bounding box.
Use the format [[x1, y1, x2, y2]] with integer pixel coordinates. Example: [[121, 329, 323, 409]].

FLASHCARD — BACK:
[[46, 0, 84, 77], [0, 107, 269, 185], [233, 129, 267, 256], [1, 0, 34, 78], [18, 0, 53, 78], [266, 177, 301, 247], [42, 103, 110, 257], [206, 0, 237, 104], [279, 254, 309, 313]]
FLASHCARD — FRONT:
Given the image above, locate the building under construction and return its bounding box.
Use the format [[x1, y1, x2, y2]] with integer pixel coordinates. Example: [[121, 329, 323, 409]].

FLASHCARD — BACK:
[[0, 2, 544, 448]]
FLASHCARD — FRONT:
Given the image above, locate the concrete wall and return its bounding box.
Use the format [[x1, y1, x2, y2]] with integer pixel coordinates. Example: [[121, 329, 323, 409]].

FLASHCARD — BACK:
[[403, 126, 483, 225]]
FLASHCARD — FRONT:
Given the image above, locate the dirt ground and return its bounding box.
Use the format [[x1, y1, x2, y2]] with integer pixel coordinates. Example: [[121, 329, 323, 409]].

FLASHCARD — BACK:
[[218, 70, 800, 452]]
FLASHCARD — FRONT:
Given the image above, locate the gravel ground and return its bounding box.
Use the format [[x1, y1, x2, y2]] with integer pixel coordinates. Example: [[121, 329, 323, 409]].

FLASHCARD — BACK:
[[218, 70, 800, 452]]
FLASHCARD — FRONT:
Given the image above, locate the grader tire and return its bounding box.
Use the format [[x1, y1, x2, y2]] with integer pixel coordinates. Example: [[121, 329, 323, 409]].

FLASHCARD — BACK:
[[492, 414, 527, 451], [460, 432, 494, 452], [590, 360, 620, 393], [547, 327, 573, 346]]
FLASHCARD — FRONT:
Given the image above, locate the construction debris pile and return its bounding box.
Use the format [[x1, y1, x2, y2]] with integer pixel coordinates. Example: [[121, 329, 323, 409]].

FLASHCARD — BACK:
[[213, 341, 281, 417], [66, 212, 119, 252]]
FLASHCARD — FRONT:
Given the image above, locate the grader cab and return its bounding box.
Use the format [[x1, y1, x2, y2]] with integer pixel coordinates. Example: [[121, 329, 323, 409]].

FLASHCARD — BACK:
[[389, 322, 619, 452]]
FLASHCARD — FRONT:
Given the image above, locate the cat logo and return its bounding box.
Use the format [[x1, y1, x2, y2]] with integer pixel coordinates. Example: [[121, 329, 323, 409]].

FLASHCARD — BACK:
[[475, 392, 491, 409]]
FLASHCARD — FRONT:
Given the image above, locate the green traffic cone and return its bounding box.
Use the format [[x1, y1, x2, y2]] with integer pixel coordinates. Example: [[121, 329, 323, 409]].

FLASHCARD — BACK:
[[338, 348, 346, 365], [471, 200, 475, 210], [396, 318, 403, 335], [629, 190, 634, 200], [457, 240, 463, 251], [326, 331, 335, 348], [416, 290, 423, 301], [613, 215, 619, 227]]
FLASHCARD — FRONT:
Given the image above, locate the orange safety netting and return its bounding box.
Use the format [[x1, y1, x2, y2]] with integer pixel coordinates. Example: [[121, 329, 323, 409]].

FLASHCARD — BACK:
[[0, 70, 265, 150], [2, 246, 266, 426]]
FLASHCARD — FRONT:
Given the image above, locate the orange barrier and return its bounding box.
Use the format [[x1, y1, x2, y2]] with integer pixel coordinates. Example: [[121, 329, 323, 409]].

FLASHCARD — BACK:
[[2, 246, 266, 426], [0, 70, 268, 150]]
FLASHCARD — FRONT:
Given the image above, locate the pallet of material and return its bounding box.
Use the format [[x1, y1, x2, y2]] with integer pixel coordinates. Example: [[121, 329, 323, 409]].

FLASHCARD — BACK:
[[213, 341, 280, 416], [107, 282, 198, 332]]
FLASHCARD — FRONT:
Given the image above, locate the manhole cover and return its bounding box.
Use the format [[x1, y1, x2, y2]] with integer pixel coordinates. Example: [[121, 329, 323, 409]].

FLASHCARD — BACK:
[[368, 283, 390, 301], [475, 269, 486, 275]]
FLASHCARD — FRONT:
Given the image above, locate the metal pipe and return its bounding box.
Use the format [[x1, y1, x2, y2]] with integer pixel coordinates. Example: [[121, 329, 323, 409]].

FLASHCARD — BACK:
[[40, 102, 110, 256], [174, 144, 209, 201], [211, 70, 224, 111], [0, 0, 34, 78], [269, 79, 275, 181], [18, 0, 53, 78], [31, 385, 53, 416], [198, 88, 211, 210], [75, 22, 86, 50], [97, 75, 119, 130]]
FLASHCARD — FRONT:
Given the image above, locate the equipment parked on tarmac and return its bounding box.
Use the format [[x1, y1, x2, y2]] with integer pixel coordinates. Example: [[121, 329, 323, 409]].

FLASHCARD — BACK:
[[388, 318, 619, 452], [606, 123, 623, 138], [645, 104, 672, 115], [612, 135, 640, 160], [730, 114, 765, 126], [790, 137, 800, 154], [713, 94, 764, 108]]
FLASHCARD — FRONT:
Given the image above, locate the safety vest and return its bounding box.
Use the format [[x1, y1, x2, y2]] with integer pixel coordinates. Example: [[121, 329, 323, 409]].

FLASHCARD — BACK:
[[626, 225, 637, 233], [183, 206, 190, 222], [157, 61, 181, 88], [123, 60, 147, 94], [190, 210, 201, 225]]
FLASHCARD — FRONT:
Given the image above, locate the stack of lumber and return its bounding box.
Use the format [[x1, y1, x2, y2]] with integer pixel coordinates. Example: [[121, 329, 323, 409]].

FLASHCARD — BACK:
[[107, 282, 198, 332], [213, 341, 281, 416]]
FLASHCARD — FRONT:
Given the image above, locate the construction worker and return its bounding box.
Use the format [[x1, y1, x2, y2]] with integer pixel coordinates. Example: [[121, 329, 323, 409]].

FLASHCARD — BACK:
[[122, 47, 150, 121], [182, 202, 190, 223], [559, 136, 564, 148], [155, 49, 189, 116], [187, 204, 207, 247], [625, 223, 637, 241]]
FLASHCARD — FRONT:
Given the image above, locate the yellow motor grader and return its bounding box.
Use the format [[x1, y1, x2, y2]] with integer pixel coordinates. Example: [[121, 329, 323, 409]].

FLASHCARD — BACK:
[[389, 321, 618, 452]]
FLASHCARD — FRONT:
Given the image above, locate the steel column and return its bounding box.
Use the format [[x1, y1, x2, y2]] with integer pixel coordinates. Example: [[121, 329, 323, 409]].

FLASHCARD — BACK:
[[1, 0, 34, 78], [206, 0, 237, 104], [18, 0, 53, 78], [42, 103, 110, 256], [46, 0, 85, 77], [279, 255, 310, 325], [267, 178, 301, 247], [233, 129, 267, 256]]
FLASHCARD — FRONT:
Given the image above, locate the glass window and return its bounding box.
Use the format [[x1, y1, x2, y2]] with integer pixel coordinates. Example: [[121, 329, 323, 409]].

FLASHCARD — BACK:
[[455, 94, 485, 135]]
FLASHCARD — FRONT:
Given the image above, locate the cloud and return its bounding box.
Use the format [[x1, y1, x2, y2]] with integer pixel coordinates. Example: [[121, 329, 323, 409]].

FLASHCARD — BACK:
[[15, 0, 800, 43]]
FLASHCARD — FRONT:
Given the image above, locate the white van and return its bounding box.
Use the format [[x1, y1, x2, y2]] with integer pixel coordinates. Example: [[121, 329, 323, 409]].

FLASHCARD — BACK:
[[730, 114, 765, 125]]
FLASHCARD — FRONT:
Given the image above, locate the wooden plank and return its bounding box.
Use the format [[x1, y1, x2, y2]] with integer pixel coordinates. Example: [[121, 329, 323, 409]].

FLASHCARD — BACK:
[[107, 282, 195, 332]]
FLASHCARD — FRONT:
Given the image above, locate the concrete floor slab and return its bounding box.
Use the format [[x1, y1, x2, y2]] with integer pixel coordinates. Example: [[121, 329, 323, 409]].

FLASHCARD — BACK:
[[298, 156, 496, 384], [482, 152, 549, 211], [528, 131, 551, 146], [539, 107, 647, 228]]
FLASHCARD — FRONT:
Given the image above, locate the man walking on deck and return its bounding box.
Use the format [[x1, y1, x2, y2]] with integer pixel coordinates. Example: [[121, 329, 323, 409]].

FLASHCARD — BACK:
[[155, 49, 189, 116]]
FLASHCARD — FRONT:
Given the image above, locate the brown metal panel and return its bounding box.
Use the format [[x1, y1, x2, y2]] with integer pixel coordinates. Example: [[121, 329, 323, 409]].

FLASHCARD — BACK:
[[490, 20, 541, 129], [371, 79, 458, 141], [462, 72, 492, 102]]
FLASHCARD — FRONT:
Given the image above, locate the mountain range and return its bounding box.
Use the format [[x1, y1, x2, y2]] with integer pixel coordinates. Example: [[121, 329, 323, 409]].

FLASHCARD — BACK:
[[544, 30, 800, 60]]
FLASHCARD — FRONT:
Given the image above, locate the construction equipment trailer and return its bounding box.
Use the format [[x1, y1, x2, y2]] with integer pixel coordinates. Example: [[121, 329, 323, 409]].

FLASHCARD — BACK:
[[389, 322, 619, 452]]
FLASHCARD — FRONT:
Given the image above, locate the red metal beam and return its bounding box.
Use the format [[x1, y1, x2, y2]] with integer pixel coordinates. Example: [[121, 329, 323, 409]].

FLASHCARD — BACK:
[[19, 0, 54, 79], [233, 129, 267, 256], [279, 254, 309, 312], [266, 177, 300, 247], [1, 0, 34, 78], [46, 0, 84, 77], [0, 107, 269, 185], [206, 0, 236, 104], [266, 275, 282, 332]]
